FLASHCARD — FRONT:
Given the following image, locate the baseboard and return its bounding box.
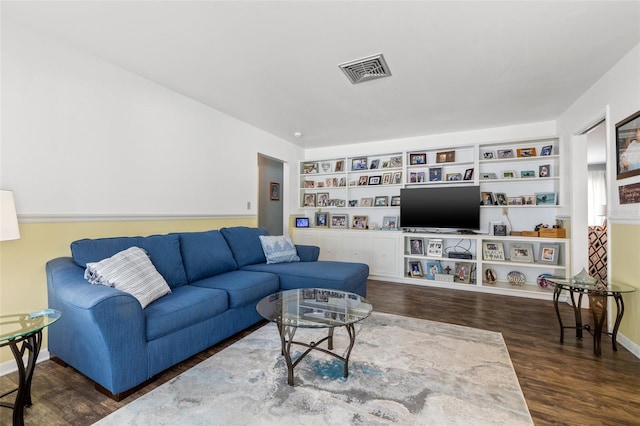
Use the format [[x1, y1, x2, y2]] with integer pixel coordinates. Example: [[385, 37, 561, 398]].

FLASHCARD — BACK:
[[0, 348, 50, 377], [616, 332, 640, 359]]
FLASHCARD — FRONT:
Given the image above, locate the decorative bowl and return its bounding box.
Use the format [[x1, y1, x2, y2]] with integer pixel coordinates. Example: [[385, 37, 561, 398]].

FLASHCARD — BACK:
[[507, 271, 525, 286]]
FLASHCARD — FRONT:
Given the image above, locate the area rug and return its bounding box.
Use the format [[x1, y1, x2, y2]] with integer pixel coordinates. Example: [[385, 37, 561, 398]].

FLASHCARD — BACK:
[[96, 312, 532, 425]]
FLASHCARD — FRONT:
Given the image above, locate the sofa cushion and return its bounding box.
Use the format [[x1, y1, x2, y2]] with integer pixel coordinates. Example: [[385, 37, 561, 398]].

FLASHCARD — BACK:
[[220, 226, 269, 267], [190, 270, 279, 309], [259, 235, 300, 264], [177, 231, 238, 282], [71, 234, 188, 288], [85, 247, 171, 309], [144, 285, 228, 341]]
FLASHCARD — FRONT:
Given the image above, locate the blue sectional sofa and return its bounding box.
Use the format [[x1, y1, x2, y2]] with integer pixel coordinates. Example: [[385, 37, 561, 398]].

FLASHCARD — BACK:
[[46, 227, 368, 399]]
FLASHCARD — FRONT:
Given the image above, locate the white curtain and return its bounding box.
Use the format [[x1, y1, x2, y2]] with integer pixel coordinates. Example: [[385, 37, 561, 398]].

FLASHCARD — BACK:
[[587, 169, 607, 226]]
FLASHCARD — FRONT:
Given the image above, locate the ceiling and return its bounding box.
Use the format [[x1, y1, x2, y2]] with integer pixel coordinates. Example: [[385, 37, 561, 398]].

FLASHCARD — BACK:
[[3, 1, 640, 149]]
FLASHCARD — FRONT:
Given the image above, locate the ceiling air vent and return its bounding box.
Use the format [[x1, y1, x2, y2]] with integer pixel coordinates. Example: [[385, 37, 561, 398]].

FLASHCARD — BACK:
[[338, 53, 391, 84]]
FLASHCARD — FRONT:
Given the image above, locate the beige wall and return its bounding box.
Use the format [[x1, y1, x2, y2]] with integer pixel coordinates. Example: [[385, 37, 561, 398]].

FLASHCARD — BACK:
[[610, 223, 640, 345], [0, 217, 256, 363]]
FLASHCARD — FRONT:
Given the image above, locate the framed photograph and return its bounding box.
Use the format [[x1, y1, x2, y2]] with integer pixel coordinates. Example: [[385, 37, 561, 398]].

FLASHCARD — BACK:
[[480, 172, 498, 180], [382, 172, 392, 185], [540, 145, 553, 156], [269, 182, 280, 200], [295, 217, 309, 228], [483, 241, 505, 261], [436, 150, 456, 163], [426, 262, 442, 280], [493, 224, 507, 236], [495, 193, 507, 205], [360, 197, 373, 207], [303, 162, 318, 174], [409, 153, 427, 165], [335, 160, 345, 172], [521, 170, 535, 178], [409, 238, 424, 255], [303, 193, 316, 207], [348, 199, 358, 207], [357, 175, 368, 186], [522, 195, 536, 205], [539, 243, 560, 265], [454, 262, 472, 284], [315, 211, 329, 228], [429, 167, 443, 181], [390, 156, 403, 168], [616, 110, 640, 179], [382, 216, 398, 229], [484, 268, 497, 284], [368, 175, 381, 185], [446, 173, 462, 181], [416, 172, 426, 182], [502, 170, 517, 179], [374, 196, 389, 206], [409, 261, 423, 277], [510, 243, 534, 263], [539, 164, 551, 178], [338, 177, 346, 187], [481, 192, 495, 205], [427, 239, 443, 257], [369, 159, 380, 169], [463, 168, 474, 180], [483, 151, 495, 160], [316, 192, 329, 207], [535, 192, 557, 205], [351, 157, 368, 171], [392, 171, 403, 184], [351, 215, 368, 229], [320, 162, 332, 173], [497, 149, 514, 159], [330, 214, 348, 229], [390, 195, 401, 206], [325, 177, 337, 187], [517, 147, 537, 157], [304, 180, 315, 188], [507, 196, 523, 205]]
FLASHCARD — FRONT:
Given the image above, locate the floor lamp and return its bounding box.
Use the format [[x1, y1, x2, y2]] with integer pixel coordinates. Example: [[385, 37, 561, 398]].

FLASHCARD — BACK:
[[1, 190, 21, 241]]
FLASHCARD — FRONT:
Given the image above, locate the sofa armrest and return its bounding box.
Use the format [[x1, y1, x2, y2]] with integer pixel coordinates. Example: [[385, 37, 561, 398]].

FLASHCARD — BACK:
[[46, 257, 149, 394], [295, 245, 320, 262]]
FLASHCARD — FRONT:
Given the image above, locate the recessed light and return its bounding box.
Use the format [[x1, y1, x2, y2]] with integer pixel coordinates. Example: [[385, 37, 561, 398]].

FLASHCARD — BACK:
[[294, 132, 303, 138]]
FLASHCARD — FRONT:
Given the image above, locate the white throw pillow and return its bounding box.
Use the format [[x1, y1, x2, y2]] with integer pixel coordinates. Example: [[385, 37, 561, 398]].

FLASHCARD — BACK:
[[84, 246, 171, 308], [258, 235, 300, 264]]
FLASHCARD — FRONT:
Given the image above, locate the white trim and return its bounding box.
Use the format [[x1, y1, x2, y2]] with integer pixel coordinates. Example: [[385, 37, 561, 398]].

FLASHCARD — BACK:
[[18, 214, 256, 223], [0, 349, 50, 377], [616, 332, 640, 359], [608, 216, 640, 225]]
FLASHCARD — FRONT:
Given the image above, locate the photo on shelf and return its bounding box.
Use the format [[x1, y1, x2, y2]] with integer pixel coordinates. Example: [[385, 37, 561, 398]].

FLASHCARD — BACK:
[[480, 172, 498, 180], [382, 173, 392, 185], [430, 167, 443, 181], [382, 216, 398, 229], [392, 171, 403, 184], [484, 268, 497, 284], [304, 181, 315, 188], [352, 215, 368, 230], [539, 164, 550, 177], [338, 177, 346, 187], [409, 153, 427, 165], [390, 156, 403, 168], [540, 145, 553, 156], [325, 177, 336, 187], [315, 212, 329, 228], [488, 221, 503, 235], [370, 159, 380, 169], [374, 196, 389, 206], [507, 196, 524, 205], [483, 241, 505, 261], [321, 162, 332, 173], [517, 147, 537, 157], [483, 151, 495, 159], [316, 192, 329, 207], [303, 162, 318, 174], [463, 168, 474, 180], [427, 239, 443, 257], [510, 243, 534, 263], [409, 261, 423, 277], [454, 262, 472, 284], [409, 172, 418, 183], [521, 170, 535, 178], [351, 157, 368, 170], [497, 149, 514, 159], [493, 224, 507, 236], [303, 193, 316, 207], [348, 200, 358, 207], [535, 192, 557, 205], [360, 197, 373, 207], [410, 238, 424, 255], [502, 170, 517, 179], [446, 173, 462, 181], [539, 243, 560, 265], [495, 193, 507, 205], [436, 150, 456, 163], [382, 161, 389, 168], [481, 192, 495, 205], [426, 262, 442, 280], [390, 195, 401, 206], [368, 175, 382, 185], [358, 176, 368, 186], [417, 172, 426, 182], [335, 160, 344, 172], [330, 214, 348, 229], [523, 195, 536, 205]]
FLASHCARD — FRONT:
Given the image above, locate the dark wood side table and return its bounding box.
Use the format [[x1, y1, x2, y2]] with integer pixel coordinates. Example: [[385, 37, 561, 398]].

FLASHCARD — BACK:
[[0, 309, 61, 426], [550, 280, 635, 356]]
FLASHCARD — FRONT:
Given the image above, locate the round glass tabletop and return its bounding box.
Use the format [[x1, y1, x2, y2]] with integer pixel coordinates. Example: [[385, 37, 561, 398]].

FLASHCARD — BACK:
[[0, 309, 61, 343], [549, 279, 637, 295], [257, 288, 372, 328]]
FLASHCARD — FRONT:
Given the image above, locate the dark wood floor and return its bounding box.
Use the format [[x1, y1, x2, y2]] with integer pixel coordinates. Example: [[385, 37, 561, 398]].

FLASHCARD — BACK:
[[2, 280, 640, 425]]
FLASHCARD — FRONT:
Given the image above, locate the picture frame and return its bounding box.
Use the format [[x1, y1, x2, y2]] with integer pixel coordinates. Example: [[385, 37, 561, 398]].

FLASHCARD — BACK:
[[374, 195, 389, 206], [538, 164, 550, 178], [535, 192, 557, 205], [348, 199, 358, 207], [522, 195, 536, 205], [303, 162, 318, 174], [409, 238, 424, 255], [616, 109, 640, 180], [316, 192, 329, 207], [382, 172, 392, 185], [446, 173, 462, 181], [409, 153, 427, 165], [330, 214, 348, 229], [357, 175, 368, 186], [295, 217, 309, 228], [303, 193, 316, 207], [429, 167, 443, 181], [463, 168, 474, 180], [320, 162, 332, 173], [493, 224, 507, 236], [351, 215, 368, 230], [390, 156, 403, 168], [497, 149, 514, 159], [480, 172, 497, 180], [426, 262, 442, 280], [351, 157, 368, 171], [502, 170, 517, 179], [409, 172, 418, 183], [392, 171, 403, 184], [436, 150, 456, 163], [369, 159, 380, 169], [484, 268, 497, 284], [304, 180, 315, 188], [495, 193, 507, 205], [481, 192, 495, 205], [368, 175, 382, 185], [409, 261, 423, 277], [507, 196, 523, 205], [269, 182, 280, 200], [360, 197, 373, 207], [517, 147, 537, 158], [540, 145, 553, 156], [382, 215, 398, 229], [325, 177, 337, 187], [390, 195, 401, 206], [335, 160, 344, 172], [483, 241, 505, 261], [483, 151, 495, 160], [521, 170, 535, 178], [510, 243, 534, 263], [427, 239, 443, 257], [454, 262, 472, 284], [539, 243, 560, 265], [315, 211, 329, 228]]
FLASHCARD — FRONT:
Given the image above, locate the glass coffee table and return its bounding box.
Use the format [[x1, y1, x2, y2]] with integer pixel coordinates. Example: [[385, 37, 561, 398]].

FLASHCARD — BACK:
[[256, 288, 372, 386]]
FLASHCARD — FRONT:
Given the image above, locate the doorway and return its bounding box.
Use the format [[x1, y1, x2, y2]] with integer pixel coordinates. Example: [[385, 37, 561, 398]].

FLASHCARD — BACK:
[[258, 154, 284, 235], [585, 121, 608, 281]]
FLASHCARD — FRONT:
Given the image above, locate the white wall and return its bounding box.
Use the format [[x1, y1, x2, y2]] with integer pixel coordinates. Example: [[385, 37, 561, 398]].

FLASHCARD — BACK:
[[1, 21, 303, 218]]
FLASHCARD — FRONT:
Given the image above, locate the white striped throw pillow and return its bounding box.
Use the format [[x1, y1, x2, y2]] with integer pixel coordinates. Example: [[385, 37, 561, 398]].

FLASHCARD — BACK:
[[84, 246, 171, 308]]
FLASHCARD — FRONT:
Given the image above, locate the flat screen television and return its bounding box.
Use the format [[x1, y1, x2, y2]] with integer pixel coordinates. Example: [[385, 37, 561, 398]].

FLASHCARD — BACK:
[[400, 186, 480, 232]]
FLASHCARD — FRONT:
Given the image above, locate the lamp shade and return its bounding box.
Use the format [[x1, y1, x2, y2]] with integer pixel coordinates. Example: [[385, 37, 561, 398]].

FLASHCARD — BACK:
[[0, 190, 21, 241]]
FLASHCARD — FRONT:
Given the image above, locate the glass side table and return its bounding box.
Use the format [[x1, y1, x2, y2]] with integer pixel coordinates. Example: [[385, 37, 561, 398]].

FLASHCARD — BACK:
[[549, 280, 636, 356], [0, 309, 61, 426]]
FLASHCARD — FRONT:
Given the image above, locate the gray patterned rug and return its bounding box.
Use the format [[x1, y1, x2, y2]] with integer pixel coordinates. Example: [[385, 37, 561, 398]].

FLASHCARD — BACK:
[[96, 312, 532, 425]]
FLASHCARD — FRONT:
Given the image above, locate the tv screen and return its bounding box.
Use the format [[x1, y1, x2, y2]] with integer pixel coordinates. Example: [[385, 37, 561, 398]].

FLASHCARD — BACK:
[[400, 186, 480, 231]]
